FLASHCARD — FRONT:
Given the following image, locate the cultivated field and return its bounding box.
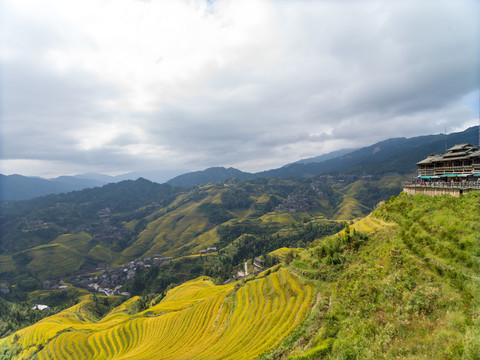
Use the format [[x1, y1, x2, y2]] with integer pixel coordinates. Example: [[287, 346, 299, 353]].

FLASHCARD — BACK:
[[1, 268, 313, 360]]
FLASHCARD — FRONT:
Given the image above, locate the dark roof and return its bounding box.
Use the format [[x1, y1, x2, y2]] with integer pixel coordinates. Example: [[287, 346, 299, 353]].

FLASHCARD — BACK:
[[417, 144, 479, 165]]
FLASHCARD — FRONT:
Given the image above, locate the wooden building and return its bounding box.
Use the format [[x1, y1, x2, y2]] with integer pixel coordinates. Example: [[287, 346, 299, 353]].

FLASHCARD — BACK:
[[416, 143, 480, 180], [404, 143, 480, 197]]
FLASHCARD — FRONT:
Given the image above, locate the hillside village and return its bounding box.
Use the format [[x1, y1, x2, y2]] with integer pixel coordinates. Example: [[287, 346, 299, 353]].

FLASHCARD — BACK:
[[275, 180, 329, 213], [43, 256, 175, 297]]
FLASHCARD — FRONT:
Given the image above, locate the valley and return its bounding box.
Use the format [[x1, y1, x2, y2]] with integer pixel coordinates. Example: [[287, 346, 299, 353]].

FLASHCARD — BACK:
[[0, 191, 478, 359], [0, 174, 402, 301]]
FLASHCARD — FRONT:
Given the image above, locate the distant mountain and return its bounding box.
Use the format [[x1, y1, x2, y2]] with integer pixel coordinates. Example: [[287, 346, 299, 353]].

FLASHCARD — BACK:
[[256, 127, 479, 178], [168, 126, 479, 186], [3, 126, 478, 198], [0, 174, 108, 201], [287, 148, 357, 166], [167, 167, 252, 187], [0, 169, 188, 202], [52, 176, 108, 189], [113, 170, 187, 184], [72, 173, 117, 183]]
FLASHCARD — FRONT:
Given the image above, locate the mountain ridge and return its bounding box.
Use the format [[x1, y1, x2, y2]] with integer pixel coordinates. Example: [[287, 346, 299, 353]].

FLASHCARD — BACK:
[[2, 126, 478, 200], [168, 126, 479, 186]]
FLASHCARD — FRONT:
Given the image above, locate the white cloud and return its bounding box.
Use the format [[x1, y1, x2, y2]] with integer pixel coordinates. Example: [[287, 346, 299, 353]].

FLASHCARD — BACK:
[[1, 0, 479, 177]]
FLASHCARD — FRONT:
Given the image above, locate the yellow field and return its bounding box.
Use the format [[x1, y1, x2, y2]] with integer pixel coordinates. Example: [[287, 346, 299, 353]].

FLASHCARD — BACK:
[[1, 268, 313, 360], [270, 247, 301, 259], [351, 214, 390, 234], [120, 189, 224, 261]]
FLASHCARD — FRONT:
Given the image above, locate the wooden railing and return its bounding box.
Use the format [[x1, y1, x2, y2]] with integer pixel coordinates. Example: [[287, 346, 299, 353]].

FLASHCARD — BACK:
[[418, 165, 480, 176], [403, 181, 480, 189]]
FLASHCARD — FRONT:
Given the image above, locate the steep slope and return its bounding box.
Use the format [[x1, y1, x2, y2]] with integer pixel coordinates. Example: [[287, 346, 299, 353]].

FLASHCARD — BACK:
[[289, 148, 357, 166], [0, 176, 402, 297], [270, 192, 480, 359], [0, 269, 313, 360]]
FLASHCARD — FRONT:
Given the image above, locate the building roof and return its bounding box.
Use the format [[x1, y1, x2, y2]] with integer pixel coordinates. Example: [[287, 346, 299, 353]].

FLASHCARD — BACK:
[[416, 144, 479, 165], [416, 153, 443, 165], [448, 143, 473, 151]]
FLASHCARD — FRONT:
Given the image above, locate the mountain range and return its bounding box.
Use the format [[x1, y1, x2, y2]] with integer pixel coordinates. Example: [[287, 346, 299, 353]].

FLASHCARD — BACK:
[[0, 170, 185, 201], [1, 126, 478, 200], [168, 125, 479, 185]]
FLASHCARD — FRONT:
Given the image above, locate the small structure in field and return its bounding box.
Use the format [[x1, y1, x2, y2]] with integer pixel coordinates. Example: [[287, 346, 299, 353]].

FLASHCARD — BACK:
[[254, 257, 264, 268], [33, 304, 50, 311]]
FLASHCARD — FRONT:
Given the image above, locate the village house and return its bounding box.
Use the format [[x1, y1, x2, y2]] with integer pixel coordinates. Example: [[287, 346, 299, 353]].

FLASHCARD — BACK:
[[153, 257, 173, 265], [254, 257, 264, 268], [25, 220, 48, 229], [97, 208, 111, 221], [33, 304, 50, 311]]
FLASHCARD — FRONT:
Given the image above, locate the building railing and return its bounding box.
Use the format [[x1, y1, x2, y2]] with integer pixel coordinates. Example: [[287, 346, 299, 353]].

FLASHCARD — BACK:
[[403, 181, 480, 189], [418, 165, 480, 176]]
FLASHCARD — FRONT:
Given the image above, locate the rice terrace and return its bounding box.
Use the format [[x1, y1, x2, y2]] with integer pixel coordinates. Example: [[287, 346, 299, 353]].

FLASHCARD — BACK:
[[1, 0, 479, 358], [2, 269, 313, 359]]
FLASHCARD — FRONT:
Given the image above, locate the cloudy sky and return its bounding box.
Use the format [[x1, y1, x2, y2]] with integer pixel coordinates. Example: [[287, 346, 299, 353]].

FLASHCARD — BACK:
[[1, 0, 479, 179]]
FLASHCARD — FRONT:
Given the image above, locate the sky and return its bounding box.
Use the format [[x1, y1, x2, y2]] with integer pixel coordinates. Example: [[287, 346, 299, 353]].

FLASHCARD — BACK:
[[1, 0, 479, 179]]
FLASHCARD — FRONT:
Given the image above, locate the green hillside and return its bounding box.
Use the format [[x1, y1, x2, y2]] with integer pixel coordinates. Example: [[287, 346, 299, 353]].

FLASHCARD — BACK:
[[272, 191, 480, 359], [1, 191, 479, 359], [0, 175, 402, 297]]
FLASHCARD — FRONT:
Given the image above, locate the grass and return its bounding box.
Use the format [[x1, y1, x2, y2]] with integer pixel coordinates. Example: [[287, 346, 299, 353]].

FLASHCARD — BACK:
[[0, 255, 15, 273], [266, 191, 480, 359]]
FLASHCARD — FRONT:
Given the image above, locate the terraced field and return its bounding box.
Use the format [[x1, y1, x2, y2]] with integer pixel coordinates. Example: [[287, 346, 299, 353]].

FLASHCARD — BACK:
[[0, 233, 106, 279], [1, 268, 313, 360], [351, 214, 390, 234]]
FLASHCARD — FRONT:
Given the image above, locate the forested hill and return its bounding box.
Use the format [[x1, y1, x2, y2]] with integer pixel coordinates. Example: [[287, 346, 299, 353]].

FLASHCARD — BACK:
[[1, 191, 479, 359], [165, 166, 252, 187], [0, 174, 109, 202], [0, 174, 402, 301], [167, 125, 479, 186]]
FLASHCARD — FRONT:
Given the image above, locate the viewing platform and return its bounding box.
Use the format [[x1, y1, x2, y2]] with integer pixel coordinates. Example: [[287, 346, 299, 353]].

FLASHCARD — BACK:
[[403, 181, 480, 197]]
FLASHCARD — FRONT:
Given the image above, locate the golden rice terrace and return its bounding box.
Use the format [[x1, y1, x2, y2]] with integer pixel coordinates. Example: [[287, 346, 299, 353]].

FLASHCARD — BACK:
[[0, 268, 313, 360]]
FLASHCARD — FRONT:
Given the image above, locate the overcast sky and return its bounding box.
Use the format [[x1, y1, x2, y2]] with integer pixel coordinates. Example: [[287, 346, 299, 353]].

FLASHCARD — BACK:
[[1, 0, 479, 178]]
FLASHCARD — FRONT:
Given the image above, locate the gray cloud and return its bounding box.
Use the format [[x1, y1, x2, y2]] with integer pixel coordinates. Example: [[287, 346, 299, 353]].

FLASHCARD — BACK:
[[1, 0, 479, 176]]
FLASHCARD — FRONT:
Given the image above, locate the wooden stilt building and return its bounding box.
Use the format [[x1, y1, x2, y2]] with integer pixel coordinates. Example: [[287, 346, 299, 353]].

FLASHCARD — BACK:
[[403, 143, 480, 196]]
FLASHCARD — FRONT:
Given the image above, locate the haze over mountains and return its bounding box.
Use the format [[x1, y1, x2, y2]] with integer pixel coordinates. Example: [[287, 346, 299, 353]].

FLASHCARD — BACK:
[[0, 170, 185, 201], [1, 126, 478, 201]]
